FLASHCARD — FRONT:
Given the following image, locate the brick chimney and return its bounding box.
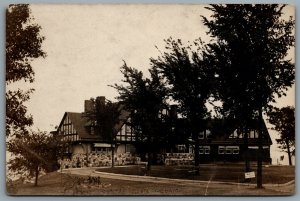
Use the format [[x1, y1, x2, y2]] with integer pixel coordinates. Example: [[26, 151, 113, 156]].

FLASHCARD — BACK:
[[84, 100, 94, 113]]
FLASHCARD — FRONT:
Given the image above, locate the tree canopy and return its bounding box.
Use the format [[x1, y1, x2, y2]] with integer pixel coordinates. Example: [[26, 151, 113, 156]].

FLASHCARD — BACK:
[[82, 97, 121, 167], [7, 130, 62, 186], [82, 97, 121, 142], [202, 4, 295, 121], [6, 4, 46, 136], [112, 62, 168, 169], [150, 37, 216, 168]]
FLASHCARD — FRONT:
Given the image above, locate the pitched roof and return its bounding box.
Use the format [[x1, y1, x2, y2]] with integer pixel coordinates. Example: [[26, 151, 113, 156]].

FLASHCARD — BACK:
[[57, 112, 96, 140], [175, 118, 272, 145], [67, 112, 101, 139]]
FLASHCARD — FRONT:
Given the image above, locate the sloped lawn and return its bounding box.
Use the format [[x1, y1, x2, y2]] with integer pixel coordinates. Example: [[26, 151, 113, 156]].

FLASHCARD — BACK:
[[97, 164, 295, 184]]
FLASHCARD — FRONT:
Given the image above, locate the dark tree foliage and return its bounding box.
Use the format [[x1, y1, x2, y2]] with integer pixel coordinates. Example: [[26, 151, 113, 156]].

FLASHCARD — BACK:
[[82, 97, 121, 167], [7, 131, 64, 186], [6, 4, 46, 136], [150, 38, 215, 170], [268, 106, 295, 165], [202, 4, 295, 187], [112, 62, 168, 170], [202, 4, 295, 121]]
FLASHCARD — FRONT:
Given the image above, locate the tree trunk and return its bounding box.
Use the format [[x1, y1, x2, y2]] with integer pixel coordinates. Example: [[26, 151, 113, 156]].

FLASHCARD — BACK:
[[147, 152, 152, 171], [111, 143, 115, 168], [243, 127, 251, 172], [286, 140, 292, 166], [34, 167, 39, 187], [193, 131, 200, 175], [257, 107, 263, 188]]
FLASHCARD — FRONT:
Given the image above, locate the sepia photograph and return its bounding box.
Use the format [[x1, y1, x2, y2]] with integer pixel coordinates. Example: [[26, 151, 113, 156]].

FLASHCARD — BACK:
[[5, 4, 295, 196]]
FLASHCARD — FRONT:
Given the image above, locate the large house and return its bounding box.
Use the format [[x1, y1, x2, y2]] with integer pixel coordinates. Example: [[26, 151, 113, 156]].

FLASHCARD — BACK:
[[55, 96, 135, 161], [55, 96, 272, 167]]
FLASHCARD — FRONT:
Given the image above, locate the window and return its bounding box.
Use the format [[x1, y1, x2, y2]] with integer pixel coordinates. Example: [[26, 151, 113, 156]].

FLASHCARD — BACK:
[[126, 125, 131, 133], [177, 145, 186, 153], [225, 146, 240, 154], [199, 146, 210, 154], [249, 130, 258, 138], [218, 146, 225, 154], [189, 145, 194, 154], [115, 124, 135, 142], [233, 148, 239, 154], [177, 145, 186, 150], [226, 148, 233, 154], [205, 146, 210, 154]]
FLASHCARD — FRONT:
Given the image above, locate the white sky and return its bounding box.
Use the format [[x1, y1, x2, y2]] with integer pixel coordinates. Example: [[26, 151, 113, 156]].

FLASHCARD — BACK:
[[8, 4, 295, 165]]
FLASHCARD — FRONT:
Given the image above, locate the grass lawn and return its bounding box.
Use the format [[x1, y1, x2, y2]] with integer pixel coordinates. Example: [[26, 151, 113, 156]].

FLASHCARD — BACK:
[[96, 164, 295, 184], [6, 164, 294, 196]]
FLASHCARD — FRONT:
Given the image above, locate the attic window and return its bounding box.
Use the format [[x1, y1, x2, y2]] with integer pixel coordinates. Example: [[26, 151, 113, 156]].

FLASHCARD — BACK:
[[126, 125, 131, 133]]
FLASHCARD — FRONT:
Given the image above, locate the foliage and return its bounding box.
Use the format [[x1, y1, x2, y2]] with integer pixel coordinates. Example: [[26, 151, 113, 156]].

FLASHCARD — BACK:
[[6, 89, 34, 137], [6, 4, 46, 136], [82, 97, 121, 167], [112, 62, 168, 169], [7, 130, 63, 186], [268, 106, 295, 165], [202, 4, 295, 121], [150, 38, 215, 167], [83, 97, 121, 141]]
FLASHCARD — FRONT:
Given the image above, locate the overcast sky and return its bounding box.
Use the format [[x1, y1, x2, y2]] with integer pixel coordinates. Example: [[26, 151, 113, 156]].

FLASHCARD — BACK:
[[8, 4, 295, 164]]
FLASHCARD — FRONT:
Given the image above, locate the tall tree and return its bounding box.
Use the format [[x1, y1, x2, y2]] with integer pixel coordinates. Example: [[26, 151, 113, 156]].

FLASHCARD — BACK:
[[150, 38, 215, 172], [6, 4, 46, 136], [82, 97, 121, 167], [7, 130, 62, 186], [112, 62, 168, 171], [268, 106, 295, 166], [202, 4, 295, 188]]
